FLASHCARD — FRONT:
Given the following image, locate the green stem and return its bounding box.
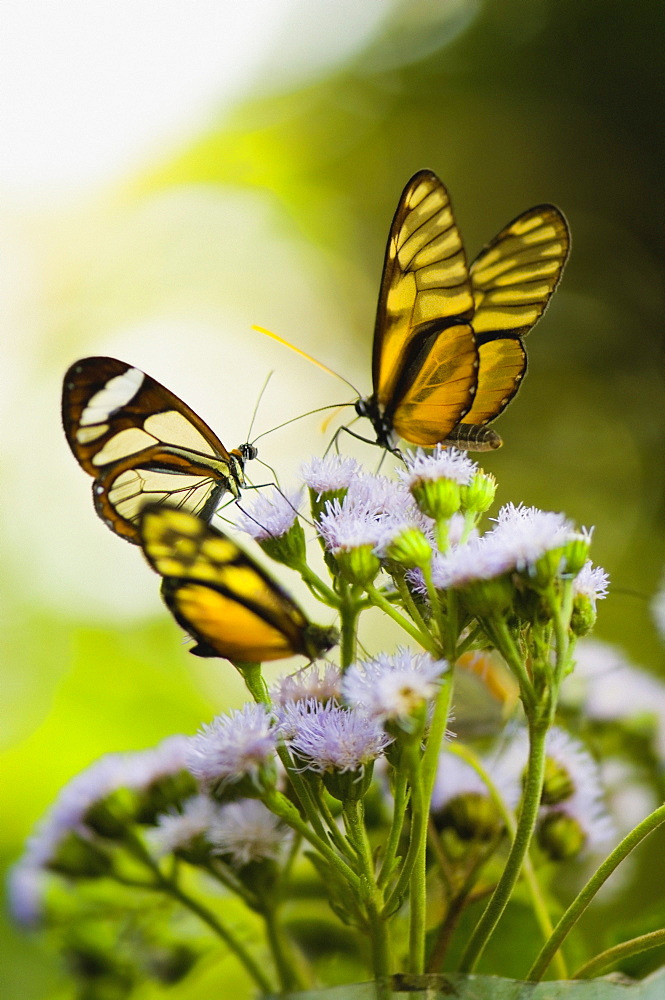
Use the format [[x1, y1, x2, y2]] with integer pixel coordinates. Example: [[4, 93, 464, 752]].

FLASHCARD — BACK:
[[201, 858, 257, 907], [403, 668, 455, 973], [383, 744, 425, 941], [295, 560, 340, 607], [343, 798, 391, 981], [378, 767, 409, 889], [572, 929, 665, 980], [459, 713, 550, 972], [421, 561, 446, 647], [449, 742, 567, 979], [394, 573, 431, 638], [262, 901, 309, 992], [422, 670, 455, 805], [480, 616, 535, 710], [366, 583, 439, 655], [315, 786, 355, 858], [527, 803, 665, 981], [276, 743, 328, 842], [339, 581, 363, 667], [123, 838, 272, 993], [263, 789, 362, 895]]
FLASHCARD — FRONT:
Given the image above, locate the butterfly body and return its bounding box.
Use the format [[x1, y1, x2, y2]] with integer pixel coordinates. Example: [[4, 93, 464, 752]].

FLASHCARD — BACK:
[[358, 170, 570, 452], [63, 357, 256, 544], [140, 506, 338, 663]]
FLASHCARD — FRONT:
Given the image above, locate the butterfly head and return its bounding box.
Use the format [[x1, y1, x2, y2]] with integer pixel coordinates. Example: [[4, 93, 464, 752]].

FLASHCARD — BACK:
[[236, 442, 259, 464], [354, 395, 398, 452]]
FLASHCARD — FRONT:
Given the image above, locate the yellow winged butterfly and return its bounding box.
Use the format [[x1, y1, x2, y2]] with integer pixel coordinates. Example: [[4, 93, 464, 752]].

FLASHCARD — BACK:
[[355, 169, 570, 451], [139, 505, 339, 663], [62, 357, 257, 544]]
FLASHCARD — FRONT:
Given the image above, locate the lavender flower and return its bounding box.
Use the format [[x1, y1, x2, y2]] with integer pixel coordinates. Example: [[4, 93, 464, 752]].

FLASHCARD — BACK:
[[281, 700, 391, 774], [401, 446, 478, 488], [573, 560, 609, 606], [208, 799, 285, 867], [271, 664, 343, 707], [149, 795, 220, 857], [187, 705, 277, 790], [342, 649, 447, 727], [301, 455, 361, 496], [235, 486, 302, 541]]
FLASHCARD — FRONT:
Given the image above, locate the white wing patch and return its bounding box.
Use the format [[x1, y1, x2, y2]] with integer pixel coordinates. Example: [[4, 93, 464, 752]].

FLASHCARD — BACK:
[[79, 368, 144, 426]]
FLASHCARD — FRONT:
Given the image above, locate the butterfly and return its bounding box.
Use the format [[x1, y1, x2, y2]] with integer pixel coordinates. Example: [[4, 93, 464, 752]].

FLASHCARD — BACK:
[[355, 169, 570, 452], [139, 505, 339, 663], [62, 356, 257, 544]]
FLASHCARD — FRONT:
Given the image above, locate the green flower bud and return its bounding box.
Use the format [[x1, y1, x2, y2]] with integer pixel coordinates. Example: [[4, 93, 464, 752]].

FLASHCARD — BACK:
[[562, 535, 592, 577], [459, 574, 514, 618], [322, 762, 374, 803], [410, 476, 461, 521], [436, 792, 503, 841], [384, 527, 432, 570], [309, 486, 349, 525], [258, 519, 307, 569], [136, 771, 198, 826], [541, 757, 575, 805], [460, 471, 497, 515], [48, 831, 113, 879], [570, 593, 597, 637], [537, 810, 586, 861], [335, 544, 381, 587], [85, 788, 137, 838]]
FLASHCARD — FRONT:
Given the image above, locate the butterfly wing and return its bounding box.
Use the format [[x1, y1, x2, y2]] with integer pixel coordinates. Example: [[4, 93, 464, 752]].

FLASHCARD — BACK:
[[62, 357, 246, 543], [456, 205, 570, 432], [140, 506, 338, 663], [369, 170, 479, 447]]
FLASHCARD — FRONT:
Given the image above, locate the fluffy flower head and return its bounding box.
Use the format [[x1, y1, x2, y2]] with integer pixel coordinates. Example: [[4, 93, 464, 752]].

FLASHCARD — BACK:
[[208, 798, 285, 867], [342, 649, 447, 725], [187, 705, 277, 788]]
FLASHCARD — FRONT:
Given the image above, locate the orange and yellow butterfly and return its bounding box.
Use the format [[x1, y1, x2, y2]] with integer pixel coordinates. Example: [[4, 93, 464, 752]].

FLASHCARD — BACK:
[[139, 505, 338, 664], [62, 357, 257, 544], [355, 169, 570, 451]]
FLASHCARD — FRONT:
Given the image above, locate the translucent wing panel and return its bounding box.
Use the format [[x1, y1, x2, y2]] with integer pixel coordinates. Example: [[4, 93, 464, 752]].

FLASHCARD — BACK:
[[166, 582, 298, 662], [459, 338, 527, 426], [373, 171, 475, 403], [95, 450, 232, 543], [389, 322, 478, 446], [470, 206, 570, 338]]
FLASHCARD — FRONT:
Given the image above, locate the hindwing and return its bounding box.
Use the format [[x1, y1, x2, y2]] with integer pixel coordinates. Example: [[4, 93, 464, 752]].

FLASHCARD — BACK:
[[62, 357, 253, 543]]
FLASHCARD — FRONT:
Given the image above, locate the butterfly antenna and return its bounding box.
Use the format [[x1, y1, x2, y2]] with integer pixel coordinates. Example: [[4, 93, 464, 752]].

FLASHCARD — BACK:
[[251, 402, 356, 445], [252, 325, 361, 395], [244, 370, 274, 445]]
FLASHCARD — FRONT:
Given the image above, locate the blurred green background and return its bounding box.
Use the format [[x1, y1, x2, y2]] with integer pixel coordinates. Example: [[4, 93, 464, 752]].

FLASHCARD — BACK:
[[1, 1, 663, 997]]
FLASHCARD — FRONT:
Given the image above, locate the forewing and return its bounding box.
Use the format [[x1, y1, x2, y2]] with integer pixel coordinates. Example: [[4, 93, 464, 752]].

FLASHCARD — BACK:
[[62, 356, 232, 475], [373, 171, 475, 407], [140, 507, 310, 661]]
